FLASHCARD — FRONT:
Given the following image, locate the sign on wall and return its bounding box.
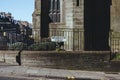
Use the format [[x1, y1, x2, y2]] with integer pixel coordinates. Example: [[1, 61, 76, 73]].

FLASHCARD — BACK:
[[51, 36, 66, 42]]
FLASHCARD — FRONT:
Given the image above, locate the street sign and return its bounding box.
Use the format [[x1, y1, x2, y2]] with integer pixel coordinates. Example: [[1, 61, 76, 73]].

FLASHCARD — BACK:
[[51, 36, 66, 42]]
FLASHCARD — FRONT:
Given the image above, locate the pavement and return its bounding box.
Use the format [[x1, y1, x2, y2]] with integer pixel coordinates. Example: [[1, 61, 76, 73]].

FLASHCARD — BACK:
[[0, 62, 120, 80]]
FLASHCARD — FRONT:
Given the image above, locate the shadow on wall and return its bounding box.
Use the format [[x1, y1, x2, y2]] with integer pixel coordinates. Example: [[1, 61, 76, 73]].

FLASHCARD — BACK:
[[41, 0, 51, 38], [84, 0, 112, 51]]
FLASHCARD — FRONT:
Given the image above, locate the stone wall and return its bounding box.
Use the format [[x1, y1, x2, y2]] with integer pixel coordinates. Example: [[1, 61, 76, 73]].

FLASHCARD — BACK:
[[21, 51, 111, 71], [0, 51, 18, 65], [109, 60, 120, 72], [73, 0, 84, 29], [5, 51, 18, 65], [111, 0, 120, 32], [0, 51, 5, 62], [0, 50, 120, 72]]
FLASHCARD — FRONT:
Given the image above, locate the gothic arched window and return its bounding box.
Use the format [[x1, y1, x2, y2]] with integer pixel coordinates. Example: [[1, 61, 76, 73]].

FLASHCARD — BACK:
[[49, 0, 60, 22]]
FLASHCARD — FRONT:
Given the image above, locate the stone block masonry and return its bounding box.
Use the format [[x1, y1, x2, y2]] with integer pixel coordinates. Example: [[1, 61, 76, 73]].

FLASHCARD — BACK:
[[0, 50, 120, 72], [21, 51, 111, 71], [0, 51, 5, 62], [0, 51, 18, 65]]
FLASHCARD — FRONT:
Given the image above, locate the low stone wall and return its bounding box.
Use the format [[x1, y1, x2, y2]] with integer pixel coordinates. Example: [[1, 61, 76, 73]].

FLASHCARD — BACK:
[[0, 51, 5, 62], [0, 51, 18, 65], [5, 51, 19, 65], [0, 50, 120, 72], [109, 60, 120, 72], [21, 51, 110, 71]]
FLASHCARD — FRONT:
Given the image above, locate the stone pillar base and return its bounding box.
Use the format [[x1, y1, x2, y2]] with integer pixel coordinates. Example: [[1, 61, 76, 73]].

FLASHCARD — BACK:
[[33, 28, 41, 42]]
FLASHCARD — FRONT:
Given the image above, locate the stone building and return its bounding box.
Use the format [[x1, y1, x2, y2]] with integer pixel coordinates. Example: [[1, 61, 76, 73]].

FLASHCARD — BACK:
[[33, 0, 120, 51], [0, 12, 33, 48]]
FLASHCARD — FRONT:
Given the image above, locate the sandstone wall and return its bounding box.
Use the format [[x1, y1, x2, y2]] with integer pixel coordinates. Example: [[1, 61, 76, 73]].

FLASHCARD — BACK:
[[32, 0, 41, 42], [111, 0, 120, 32], [21, 51, 111, 71], [0, 51, 120, 72], [0, 51, 18, 65]]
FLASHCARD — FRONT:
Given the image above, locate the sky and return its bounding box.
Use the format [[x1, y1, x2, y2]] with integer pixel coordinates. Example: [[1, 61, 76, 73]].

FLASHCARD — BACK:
[[0, 0, 34, 23]]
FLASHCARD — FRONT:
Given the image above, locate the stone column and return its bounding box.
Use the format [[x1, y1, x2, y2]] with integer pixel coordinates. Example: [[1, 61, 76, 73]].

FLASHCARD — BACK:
[[32, 0, 41, 42], [73, 0, 84, 50], [63, 0, 84, 51], [63, 0, 74, 51]]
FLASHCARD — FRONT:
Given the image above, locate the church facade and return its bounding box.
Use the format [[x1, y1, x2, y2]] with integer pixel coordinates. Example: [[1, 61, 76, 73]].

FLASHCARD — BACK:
[[32, 0, 120, 51]]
